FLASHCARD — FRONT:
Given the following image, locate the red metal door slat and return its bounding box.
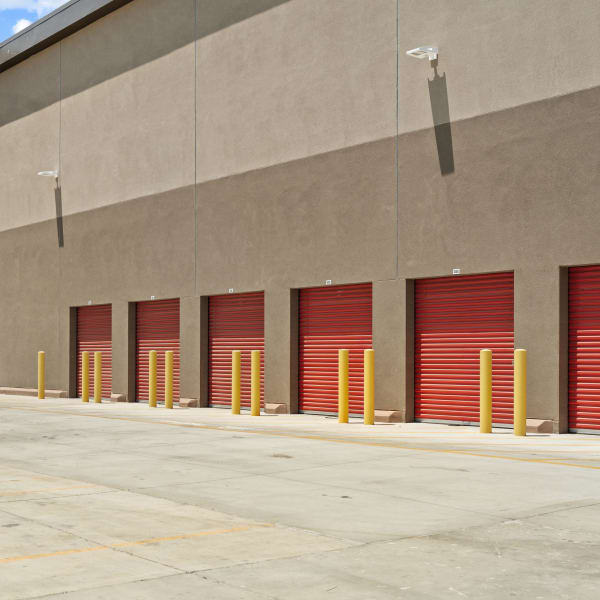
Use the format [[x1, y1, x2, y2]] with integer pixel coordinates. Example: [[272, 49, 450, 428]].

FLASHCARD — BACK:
[[415, 272, 514, 425], [208, 292, 264, 408], [299, 283, 372, 415], [76, 304, 112, 399], [569, 266, 600, 432], [136, 298, 180, 403]]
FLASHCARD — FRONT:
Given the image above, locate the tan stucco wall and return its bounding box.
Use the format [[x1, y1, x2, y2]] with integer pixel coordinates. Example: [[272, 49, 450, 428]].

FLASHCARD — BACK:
[[196, 0, 398, 183], [0, 46, 60, 232], [0, 222, 61, 388], [398, 0, 600, 134], [4, 0, 599, 230], [1, 0, 599, 429], [195, 137, 397, 293], [60, 0, 196, 218]]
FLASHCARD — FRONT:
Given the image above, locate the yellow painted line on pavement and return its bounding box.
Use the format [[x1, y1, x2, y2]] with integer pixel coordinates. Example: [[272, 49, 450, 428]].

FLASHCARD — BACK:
[[0, 524, 266, 564], [2, 404, 600, 471]]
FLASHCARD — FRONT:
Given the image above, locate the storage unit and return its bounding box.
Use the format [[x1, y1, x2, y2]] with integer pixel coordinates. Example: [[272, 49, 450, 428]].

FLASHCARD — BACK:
[[136, 298, 180, 403], [569, 266, 600, 433], [299, 283, 372, 414], [208, 292, 264, 408], [415, 272, 514, 425], [76, 304, 112, 399]]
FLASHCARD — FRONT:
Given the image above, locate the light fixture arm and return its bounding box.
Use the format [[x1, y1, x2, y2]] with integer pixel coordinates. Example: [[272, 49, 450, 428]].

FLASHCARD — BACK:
[[406, 46, 438, 61], [37, 170, 59, 183]]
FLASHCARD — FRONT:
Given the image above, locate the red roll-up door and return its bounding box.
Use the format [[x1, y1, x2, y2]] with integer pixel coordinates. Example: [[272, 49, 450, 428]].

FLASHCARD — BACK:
[[299, 283, 372, 414], [415, 272, 514, 425], [76, 304, 112, 399], [136, 298, 180, 403], [208, 292, 264, 408], [569, 266, 600, 433]]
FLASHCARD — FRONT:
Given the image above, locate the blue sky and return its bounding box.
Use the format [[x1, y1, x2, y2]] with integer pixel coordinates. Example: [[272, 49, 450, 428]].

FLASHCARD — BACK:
[[0, 1, 69, 42]]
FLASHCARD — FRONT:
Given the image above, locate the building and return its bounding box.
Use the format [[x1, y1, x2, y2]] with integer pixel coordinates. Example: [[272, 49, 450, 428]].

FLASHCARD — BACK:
[[1, 0, 599, 433]]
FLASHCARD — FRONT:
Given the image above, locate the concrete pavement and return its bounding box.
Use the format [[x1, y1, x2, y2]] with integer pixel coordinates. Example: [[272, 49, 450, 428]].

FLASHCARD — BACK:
[[1, 395, 599, 599]]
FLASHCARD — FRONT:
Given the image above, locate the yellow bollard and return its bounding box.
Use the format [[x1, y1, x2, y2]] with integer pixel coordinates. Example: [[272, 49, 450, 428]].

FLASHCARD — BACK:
[[81, 351, 89, 403], [231, 350, 241, 415], [37, 351, 45, 400], [363, 349, 374, 425], [94, 351, 102, 403], [165, 351, 173, 409], [250, 350, 260, 416], [479, 349, 492, 433], [338, 349, 349, 423], [514, 349, 527, 436], [149, 350, 157, 407]]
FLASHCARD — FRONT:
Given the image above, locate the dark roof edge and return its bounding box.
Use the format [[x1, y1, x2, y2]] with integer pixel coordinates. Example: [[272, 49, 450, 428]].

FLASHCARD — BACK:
[[0, 0, 133, 74]]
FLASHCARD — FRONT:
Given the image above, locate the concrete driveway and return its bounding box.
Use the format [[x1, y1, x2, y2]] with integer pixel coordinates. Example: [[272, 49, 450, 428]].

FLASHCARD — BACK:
[[1, 396, 599, 599]]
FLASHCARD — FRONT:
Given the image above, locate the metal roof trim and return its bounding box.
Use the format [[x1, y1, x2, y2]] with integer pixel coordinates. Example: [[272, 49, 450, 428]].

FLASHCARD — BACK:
[[0, 0, 133, 74]]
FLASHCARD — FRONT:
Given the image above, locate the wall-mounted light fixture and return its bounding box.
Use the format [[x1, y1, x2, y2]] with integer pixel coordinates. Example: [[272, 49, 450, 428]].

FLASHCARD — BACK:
[[406, 46, 438, 61], [37, 170, 59, 182]]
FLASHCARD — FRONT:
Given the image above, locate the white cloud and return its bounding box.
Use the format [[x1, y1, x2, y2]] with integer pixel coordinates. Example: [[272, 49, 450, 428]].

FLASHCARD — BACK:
[[12, 17, 31, 33], [0, 1, 68, 18]]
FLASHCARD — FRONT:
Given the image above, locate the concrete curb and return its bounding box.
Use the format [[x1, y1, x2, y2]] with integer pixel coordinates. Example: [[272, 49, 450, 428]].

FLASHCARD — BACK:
[[265, 403, 288, 414], [375, 410, 404, 423], [179, 398, 199, 408], [526, 419, 554, 433], [0, 387, 67, 398]]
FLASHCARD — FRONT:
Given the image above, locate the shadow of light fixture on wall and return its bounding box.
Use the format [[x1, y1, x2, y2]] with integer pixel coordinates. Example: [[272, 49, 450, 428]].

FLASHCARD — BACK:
[[37, 170, 64, 248], [406, 46, 455, 176]]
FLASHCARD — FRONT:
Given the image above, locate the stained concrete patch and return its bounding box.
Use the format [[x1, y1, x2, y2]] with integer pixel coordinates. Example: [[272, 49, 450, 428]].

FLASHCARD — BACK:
[[201, 516, 600, 600], [125, 524, 356, 572], [0, 509, 88, 558], [3, 487, 355, 573], [0, 465, 110, 503], [522, 501, 600, 538], [0, 469, 354, 596], [3, 489, 249, 546], [277, 451, 600, 518], [2, 547, 178, 600], [3, 450, 244, 491], [137, 472, 497, 543]]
